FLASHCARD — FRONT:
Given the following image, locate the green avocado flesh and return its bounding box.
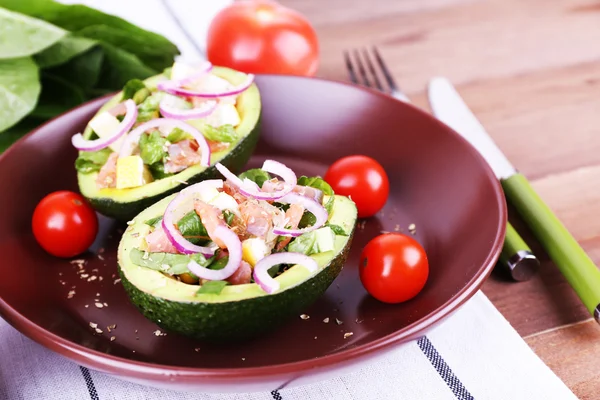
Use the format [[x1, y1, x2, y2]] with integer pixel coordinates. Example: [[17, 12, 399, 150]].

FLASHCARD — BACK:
[[77, 67, 262, 221], [117, 195, 357, 340]]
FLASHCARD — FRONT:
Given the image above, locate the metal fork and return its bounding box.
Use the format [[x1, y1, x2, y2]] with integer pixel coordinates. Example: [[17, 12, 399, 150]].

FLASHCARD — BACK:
[[344, 47, 410, 103], [343, 47, 540, 282]]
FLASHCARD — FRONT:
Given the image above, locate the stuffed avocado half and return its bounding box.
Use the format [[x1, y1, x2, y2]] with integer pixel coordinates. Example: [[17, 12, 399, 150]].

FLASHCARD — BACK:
[[116, 162, 357, 340], [74, 62, 261, 221]]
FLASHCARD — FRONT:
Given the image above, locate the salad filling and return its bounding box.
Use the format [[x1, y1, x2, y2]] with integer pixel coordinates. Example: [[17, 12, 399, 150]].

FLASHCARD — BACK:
[[129, 160, 348, 295], [72, 61, 254, 190]]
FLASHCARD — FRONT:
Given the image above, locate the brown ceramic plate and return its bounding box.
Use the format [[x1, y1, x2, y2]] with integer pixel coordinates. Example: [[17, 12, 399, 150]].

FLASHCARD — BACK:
[[0, 75, 506, 392]]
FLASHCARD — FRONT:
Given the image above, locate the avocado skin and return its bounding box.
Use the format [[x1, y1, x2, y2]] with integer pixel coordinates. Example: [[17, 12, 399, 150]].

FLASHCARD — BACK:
[[117, 227, 354, 341], [87, 118, 261, 222]]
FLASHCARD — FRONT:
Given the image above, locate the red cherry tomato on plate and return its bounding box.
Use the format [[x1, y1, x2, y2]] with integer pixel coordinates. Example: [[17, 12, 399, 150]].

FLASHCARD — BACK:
[[324, 155, 389, 218], [32, 191, 98, 258], [359, 233, 429, 304], [206, 0, 319, 76]]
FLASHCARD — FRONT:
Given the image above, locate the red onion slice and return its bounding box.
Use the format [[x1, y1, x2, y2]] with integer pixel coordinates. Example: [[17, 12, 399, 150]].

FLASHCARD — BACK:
[[215, 160, 297, 201], [71, 99, 137, 152], [272, 193, 328, 237], [188, 225, 243, 281], [293, 185, 324, 203], [118, 118, 210, 167], [159, 97, 218, 120], [161, 179, 223, 255], [253, 252, 318, 294], [159, 73, 255, 99]]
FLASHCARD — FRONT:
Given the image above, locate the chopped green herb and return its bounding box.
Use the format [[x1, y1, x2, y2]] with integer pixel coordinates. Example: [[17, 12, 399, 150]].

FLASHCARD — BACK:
[[288, 231, 318, 255], [139, 130, 167, 165], [238, 168, 271, 188], [223, 210, 235, 226], [166, 127, 191, 143], [177, 211, 210, 245], [149, 162, 172, 180], [144, 216, 162, 227], [203, 124, 238, 143], [327, 224, 348, 236], [129, 248, 204, 275], [136, 92, 162, 122], [196, 280, 228, 295], [121, 78, 146, 101], [74, 147, 112, 173], [209, 256, 229, 270]]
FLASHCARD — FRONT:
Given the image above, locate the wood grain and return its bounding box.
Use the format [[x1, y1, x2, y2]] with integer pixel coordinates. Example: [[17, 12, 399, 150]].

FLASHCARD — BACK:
[[279, 0, 600, 395]]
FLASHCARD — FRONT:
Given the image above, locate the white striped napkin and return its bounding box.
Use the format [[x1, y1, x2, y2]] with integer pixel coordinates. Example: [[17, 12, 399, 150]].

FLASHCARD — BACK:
[[0, 1, 580, 399]]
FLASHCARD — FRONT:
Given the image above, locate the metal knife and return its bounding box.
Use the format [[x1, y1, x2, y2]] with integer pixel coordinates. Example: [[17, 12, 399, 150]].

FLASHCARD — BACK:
[[428, 77, 600, 323]]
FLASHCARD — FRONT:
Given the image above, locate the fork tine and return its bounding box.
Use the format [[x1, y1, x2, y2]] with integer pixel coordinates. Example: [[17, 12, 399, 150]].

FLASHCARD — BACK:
[[353, 49, 371, 87], [344, 50, 359, 84], [372, 46, 398, 91], [362, 48, 384, 91]]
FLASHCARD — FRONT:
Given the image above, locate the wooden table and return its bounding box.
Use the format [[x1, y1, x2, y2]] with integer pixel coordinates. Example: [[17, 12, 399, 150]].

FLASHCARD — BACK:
[[279, 0, 600, 397]]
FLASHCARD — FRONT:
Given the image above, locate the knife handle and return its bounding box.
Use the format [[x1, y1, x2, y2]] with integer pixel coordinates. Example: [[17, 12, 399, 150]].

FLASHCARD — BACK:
[[502, 173, 600, 320], [499, 222, 539, 281]]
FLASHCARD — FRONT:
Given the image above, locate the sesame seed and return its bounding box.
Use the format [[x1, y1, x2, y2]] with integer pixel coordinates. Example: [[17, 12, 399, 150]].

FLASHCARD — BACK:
[[323, 318, 330, 323], [103, 303, 108, 307], [114, 279, 121, 285], [88, 276, 97, 282], [95, 303, 104, 309], [67, 290, 75, 299], [85, 305, 89, 308], [314, 336, 318, 340], [394, 224, 400, 231], [110, 336, 116, 342], [154, 330, 166, 337], [241, 358, 246, 361], [194, 348, 201, 352], [80, 274, 89, 279], [95, 328, 103, 334], [89, 322, 97, 329], [70, 259, 85, 265], [126, 220, 135, 226], [335, 318, 343, 325], [98, 255, 104, 261], [380, 230, 390, 234], [344, 332, 354, 339], [99, 276, 104, 281], [408, 223, 416, 234], [300, 314, 310, 320]]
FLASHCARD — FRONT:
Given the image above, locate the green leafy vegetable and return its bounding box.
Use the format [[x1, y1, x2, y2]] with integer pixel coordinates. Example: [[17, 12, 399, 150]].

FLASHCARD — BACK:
[[288, 231, 318, 255], [121, 78, 146, 101], [129, 248, 210, 275], [149, 162, 172, 180], [327, 224, 349, 236], [74, 147, 112, 173], [238, 169, 271, 188], [166, 127, 191, 143], [209, 256, 229, 271], [223, 210, 235, 226], [139, 130, 167, 165], [297, 175, 335, 213], [0, 57, 41, 132], [177, 211, 210, 245], [202, 124, 238, 143], [48, 45, 105, 90], [196, 280, 228, 295], [33, 34, 96, 68], [0, 7, 65, 59], [30, 71, 86, 119], [136, 92, 162, 122], [144, 216, 162, 227]]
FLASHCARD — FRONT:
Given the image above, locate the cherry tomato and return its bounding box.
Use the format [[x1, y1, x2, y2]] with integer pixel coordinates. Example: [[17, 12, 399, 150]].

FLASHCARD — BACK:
[[324, 155, 389, 218], [359, 233, 429, 304], [206, 0, 319, 76], [32, 191, 98, 258]]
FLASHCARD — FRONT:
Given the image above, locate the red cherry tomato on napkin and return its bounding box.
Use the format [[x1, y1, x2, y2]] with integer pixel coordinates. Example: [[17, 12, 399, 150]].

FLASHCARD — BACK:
[[206, 0, 319, 76], [32, 191, 98, 258], [360, 233, 429, 303], [325, 155, 389, 218]]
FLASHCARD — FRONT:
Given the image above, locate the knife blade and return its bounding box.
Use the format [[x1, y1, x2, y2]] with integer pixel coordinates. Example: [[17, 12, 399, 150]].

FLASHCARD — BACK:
[[428, 77, 600, 323]]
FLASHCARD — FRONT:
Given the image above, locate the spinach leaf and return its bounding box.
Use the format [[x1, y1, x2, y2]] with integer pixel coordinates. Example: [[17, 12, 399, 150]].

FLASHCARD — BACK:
[[144, 216, 162, 227], [47, 45, 104, 90], [288, 231, 318, 255], [327, 224, 348, 236], [74, 148, 112, 173], [97, 42, 156, 89], [297, 175, 335, 213], [223, 210, 235, 226], [0, 0, 179, 70], [121, 78, 146, 101], [210, 256, 229, 270], [31, 72, 86, 119], [202, 124, 238, 143], [129, 248, 210, 275], [149, 162, 172, 180], [136, 92, 162, 122], [139, 130, 167, 165], [166, 127, 191, 143], [177, 211, 210, 245], [196, 280, 228, 295], [34, 34, 96, 68], [238, 169, 271, 188], [0, 7, 65, 59], [0, 57, 41, 132]]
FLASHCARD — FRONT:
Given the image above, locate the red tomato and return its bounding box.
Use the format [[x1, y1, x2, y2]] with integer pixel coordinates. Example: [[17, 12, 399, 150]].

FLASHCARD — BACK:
[[359, 233, 429, 304], [206, 0, 319, 76], [324, 155, 389, 218], [32, 191, 98, 258]]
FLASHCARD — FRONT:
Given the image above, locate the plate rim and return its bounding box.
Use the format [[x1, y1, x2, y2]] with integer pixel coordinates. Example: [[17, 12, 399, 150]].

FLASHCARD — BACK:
[[0, 74, 507, 381]]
